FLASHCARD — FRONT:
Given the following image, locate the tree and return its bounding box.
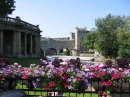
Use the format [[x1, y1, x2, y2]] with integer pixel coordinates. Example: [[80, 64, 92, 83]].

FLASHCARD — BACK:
[[116, 16, 130, 57], [82, 29, 99, 50], [0, 0, 16, 16], [95, 14, 126, 58]]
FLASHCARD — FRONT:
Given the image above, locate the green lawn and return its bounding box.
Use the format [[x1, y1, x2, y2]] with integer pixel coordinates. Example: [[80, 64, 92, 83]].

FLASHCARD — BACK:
[[0, 56, 41, 67]]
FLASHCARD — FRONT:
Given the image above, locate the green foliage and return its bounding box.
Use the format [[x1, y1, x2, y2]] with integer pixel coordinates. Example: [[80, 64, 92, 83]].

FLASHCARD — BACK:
[[118, 43, 130, 57], [83, 14, 130, 58], [63, 50, 68, 55], [0, 0, 16, 16], [83, 30, 99, 50], [116, 16, 130, 57], [95, 14, 126, 58]]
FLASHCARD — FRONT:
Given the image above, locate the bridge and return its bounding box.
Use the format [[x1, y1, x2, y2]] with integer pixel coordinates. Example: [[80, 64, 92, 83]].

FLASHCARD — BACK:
[[40, 27, 90, 56], [40, 37, 75, 56]]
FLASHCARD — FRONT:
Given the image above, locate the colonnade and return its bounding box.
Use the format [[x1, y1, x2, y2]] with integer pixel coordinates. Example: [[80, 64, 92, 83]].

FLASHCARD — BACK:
[[0, 29, 40, 57]]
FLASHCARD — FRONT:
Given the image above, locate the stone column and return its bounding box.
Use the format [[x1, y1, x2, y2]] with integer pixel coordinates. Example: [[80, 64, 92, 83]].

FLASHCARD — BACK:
[[13, 31, 17, 55], [57, 50, 60, 55], [24, 33, 27, 56], [74, 27, 79, 56], [35, 35, 40, 57], [17, 32, 21, 57], [0, 30, 3, 55], [30, 34, 32, 55], [32, 35, 35, 54]]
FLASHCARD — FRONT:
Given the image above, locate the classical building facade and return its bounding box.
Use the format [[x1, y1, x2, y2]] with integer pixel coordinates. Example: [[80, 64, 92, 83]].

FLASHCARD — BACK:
[[0, 16, 42, 57]]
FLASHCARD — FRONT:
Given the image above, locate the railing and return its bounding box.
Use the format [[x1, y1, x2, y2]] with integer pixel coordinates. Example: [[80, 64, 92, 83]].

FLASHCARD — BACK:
[[0, 16, 39, 31], [0, 78, 130, 97]]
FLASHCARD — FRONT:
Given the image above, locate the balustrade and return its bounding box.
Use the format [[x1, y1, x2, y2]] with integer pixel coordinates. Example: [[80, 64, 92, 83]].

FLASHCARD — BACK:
[[0, 16, 39, 31]]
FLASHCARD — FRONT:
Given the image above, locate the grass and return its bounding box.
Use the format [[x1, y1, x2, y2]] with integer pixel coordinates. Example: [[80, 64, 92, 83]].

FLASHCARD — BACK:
[[0, 56, 41, 67], [64, 93, 98, 97]]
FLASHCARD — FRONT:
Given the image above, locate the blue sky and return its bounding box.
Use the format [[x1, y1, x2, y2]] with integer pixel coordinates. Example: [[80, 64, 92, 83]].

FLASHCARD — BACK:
[[10, 0, 130, 38]]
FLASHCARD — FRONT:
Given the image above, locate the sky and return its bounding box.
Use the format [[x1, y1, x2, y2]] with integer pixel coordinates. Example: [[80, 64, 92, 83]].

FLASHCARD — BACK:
[[9, 0, 130, 38]]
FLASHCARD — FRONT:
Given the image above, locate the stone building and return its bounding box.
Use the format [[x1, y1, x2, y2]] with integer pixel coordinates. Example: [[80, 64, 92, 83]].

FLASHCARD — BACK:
[[71, 27, 89, 56], [0, 16, 42, 57]]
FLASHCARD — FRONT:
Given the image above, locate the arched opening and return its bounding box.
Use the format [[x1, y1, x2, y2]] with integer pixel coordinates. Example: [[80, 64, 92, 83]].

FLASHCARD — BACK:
[[45, 48, 57, 56], [59, 48, 70, 55]]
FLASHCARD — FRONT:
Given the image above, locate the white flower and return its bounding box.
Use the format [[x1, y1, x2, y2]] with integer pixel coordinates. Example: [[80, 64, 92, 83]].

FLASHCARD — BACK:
[[14, 62, 19, 66]]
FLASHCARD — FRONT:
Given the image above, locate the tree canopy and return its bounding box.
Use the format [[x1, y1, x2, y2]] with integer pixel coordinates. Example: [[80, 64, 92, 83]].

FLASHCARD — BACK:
[[83, 29, 98, 50], [83, 14, 130, 58], [0, 0, 16, 16]]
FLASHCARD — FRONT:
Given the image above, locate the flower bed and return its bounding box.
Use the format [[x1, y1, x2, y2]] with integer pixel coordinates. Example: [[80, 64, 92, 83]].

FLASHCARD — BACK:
[[0, 57, 130, 97]]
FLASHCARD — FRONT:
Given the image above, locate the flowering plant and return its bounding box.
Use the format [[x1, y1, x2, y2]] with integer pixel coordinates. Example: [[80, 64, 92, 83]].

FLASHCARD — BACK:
[[0, 57, 130, 97], [29, 58, 90, 91]]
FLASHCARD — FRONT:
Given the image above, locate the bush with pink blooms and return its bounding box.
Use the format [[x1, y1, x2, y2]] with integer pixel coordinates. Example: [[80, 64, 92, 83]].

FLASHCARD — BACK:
[[0, 57, 130, 97]]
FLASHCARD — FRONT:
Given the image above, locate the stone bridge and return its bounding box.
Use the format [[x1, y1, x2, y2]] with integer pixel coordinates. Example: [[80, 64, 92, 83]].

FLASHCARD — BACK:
[[40, 37, 75, 56], [40, 27, 89, 56]]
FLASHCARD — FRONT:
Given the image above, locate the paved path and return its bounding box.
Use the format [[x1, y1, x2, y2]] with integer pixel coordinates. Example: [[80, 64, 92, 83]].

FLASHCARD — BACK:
[[48, 55, 95, 61]]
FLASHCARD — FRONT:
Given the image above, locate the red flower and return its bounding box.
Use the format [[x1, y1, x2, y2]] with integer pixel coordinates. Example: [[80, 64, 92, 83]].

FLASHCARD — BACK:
[[48, 81, 56, 87], [61, 75, 67, 80], [64, 83, 69, 87], [45, 86, 49, 90], [75, 76, 80, 81], [105, 81, 112, 86]]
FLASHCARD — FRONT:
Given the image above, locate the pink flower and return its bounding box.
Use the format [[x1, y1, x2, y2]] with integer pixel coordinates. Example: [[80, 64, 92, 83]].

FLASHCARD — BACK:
[[98, 71, 106, 77], [105, 81, 112, 86], [101, 81, 112, 87], [111, 72, 121, 79], [82, 65, 90, 71], [22, 75, 28, 79], [101, 81, 106, 86]]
